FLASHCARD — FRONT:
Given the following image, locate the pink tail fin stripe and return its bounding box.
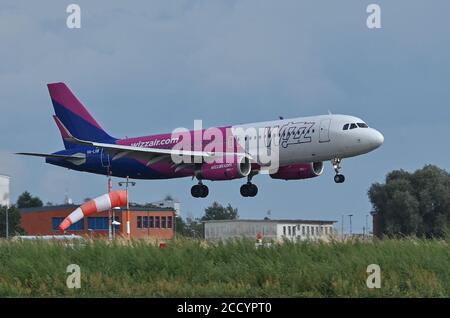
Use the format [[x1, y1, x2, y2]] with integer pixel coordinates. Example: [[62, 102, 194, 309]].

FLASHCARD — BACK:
[[47, 82, 103, 130], [53, 115, 72, 139]]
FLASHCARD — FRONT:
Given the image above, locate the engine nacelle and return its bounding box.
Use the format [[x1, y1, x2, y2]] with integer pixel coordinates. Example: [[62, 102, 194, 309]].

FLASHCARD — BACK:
[[270, 162, 324, 180], [197, 156, 251, 181]]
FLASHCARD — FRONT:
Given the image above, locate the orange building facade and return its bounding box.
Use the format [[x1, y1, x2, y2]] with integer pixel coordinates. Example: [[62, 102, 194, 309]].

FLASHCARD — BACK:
[[20, 205, 175, 240]]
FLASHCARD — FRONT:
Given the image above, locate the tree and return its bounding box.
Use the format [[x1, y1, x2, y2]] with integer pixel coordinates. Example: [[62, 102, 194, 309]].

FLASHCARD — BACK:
[[16, 191, 43, 209], [174, 216, 203, 238], [0, 205, 25, 237], [368, 165, 450, 238], [201, 202, 239, 221], [174, 202, 239, 238]]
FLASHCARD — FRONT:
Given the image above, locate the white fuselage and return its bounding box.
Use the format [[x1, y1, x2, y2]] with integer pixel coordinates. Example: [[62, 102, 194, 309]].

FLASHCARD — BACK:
[[232, 114, 384, 167]]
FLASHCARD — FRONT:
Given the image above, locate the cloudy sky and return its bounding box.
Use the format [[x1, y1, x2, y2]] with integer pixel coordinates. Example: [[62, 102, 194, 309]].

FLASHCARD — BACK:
[[1, 0, 449, 233]]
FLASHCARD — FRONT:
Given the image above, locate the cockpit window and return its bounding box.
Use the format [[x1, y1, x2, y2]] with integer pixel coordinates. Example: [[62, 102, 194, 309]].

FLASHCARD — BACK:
[[343, 124, 349, 130], [350, 123, 357, 129], [357, 123, 368, 128]]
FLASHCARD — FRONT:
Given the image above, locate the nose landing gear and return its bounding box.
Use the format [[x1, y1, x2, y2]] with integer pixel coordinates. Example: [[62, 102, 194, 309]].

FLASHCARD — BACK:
[[191, 181, 209, 198], [332, 158, 345, 183]]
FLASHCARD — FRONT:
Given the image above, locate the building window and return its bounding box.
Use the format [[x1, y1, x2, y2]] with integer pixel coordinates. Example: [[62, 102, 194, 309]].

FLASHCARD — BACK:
[[292, 226, 296, 236], [311, 226, 315, 236], [52, 217, 84, 231], [302, 226, 305, 236], [149, 216, 154, 228], [283, 226, 286, 236], [155, 216, 160, 228], [143, 216, 149, 228], [168, 216, 173, 229], [288, 226, 291, 236], [52, 217, 62, 230], [137, 216, 142, 229], [87, 217, 111, 230], [161, 216, 166, 229]]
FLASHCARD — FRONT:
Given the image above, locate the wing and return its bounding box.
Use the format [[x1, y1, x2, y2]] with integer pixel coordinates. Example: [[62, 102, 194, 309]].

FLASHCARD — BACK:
[[76, 139, 251, 165]]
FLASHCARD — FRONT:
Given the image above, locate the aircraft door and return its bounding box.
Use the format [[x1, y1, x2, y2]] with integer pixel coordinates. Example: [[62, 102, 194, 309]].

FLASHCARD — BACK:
[[101, 149, 111, 167], [319, 119, 331, 143]]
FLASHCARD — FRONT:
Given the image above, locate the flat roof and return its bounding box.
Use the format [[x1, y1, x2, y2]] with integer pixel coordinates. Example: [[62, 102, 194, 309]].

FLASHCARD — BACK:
[[20, 204, 174, 214], [203, 219, 337, 224]]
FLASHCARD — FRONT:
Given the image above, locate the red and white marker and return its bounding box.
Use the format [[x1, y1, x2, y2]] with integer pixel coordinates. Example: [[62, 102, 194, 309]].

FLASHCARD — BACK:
[[59, 190, 128, 231]]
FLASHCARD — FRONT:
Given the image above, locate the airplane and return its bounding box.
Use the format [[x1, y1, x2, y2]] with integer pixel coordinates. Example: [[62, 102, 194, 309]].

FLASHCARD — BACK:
[[17, 82, 384, 198]]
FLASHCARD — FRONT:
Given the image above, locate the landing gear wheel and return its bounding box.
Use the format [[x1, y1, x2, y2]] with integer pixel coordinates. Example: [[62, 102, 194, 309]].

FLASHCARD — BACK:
[[249, 184, 258, 197], [240, 184, 249, 197], [331, 158, 345, 184], [334, 174, 345, 183], [191, 185, 199, 197], [191, 184, 209, 198], [200, 184, 209, 198], [240, 183, 258, 197]]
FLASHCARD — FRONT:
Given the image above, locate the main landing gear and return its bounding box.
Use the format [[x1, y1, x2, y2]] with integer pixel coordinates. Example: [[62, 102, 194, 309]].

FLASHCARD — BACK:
[[332, 158, 345, 183], [191, 181, 209, 198], [240, 175, 258, 197]]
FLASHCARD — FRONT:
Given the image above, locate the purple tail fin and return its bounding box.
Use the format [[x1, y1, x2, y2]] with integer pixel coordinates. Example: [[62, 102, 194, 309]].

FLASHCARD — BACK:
[[47, 82, 115, 147]]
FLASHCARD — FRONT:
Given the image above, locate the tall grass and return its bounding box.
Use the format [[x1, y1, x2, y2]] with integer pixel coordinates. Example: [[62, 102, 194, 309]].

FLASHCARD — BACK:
[[0, 237, 449, 297]]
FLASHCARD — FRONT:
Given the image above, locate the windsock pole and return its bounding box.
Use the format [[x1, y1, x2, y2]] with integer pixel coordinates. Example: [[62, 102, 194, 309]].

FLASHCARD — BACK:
[[118, 176, 135, 239], [126, 176, 130, 238], [108, 169, 113, 240]]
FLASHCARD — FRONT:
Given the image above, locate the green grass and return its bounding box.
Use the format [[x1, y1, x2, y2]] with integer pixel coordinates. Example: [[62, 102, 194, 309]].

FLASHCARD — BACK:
[[0, 238, 449, 297]]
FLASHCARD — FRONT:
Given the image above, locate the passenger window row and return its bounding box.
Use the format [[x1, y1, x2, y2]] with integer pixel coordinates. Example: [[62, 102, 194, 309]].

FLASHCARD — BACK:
[[343, 122, 368, 130]]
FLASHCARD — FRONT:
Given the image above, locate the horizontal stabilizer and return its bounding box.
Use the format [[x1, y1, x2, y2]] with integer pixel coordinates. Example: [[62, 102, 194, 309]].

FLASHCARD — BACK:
[[15, 152, 85, 160]]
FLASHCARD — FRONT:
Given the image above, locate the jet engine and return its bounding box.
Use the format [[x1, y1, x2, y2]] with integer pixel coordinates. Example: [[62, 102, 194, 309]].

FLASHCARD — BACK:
[[196, 156, 251, 181], [269, 162, 324, 180]]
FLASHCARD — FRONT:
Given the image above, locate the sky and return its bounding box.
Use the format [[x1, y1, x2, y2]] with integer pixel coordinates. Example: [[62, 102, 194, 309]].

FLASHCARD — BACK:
[[0, 0, 449, 233]]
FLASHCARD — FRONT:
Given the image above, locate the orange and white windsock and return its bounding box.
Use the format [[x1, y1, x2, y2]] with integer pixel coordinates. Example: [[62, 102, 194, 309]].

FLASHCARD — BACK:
[[59, 190, 128, 231]]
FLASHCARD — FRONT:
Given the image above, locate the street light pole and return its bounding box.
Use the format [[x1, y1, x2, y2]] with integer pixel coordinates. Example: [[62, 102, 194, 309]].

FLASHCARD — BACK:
[[108, 168, 113, 241], [348, 214, 353, 236], [5, 206, 8, 239], [118, 176, 136, 239], [365, 214, 369, 237]]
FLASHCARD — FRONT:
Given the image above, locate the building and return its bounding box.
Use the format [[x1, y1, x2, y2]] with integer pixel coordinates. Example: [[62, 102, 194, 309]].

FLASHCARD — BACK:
[[20, 204, 175, 240], [203, 219, 337, 242], [0, 174, 10, 208]]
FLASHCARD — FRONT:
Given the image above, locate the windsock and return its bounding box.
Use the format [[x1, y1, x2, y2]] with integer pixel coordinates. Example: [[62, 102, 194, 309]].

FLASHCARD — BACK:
[[59, 190, 128, 231]]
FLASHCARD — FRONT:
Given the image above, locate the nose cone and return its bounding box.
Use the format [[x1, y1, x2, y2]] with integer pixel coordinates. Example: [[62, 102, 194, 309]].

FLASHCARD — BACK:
[[370, 129, 384, 149]]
